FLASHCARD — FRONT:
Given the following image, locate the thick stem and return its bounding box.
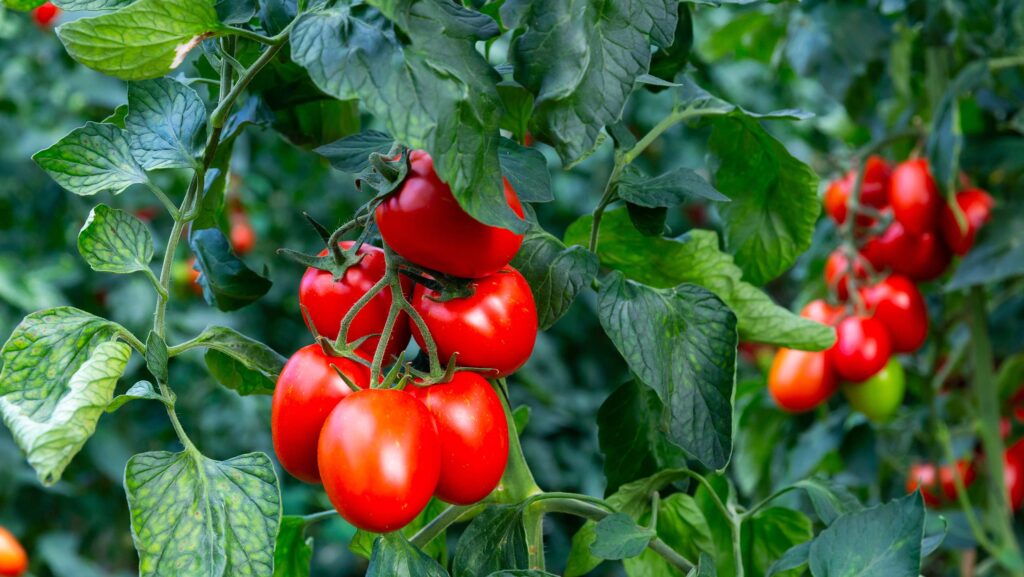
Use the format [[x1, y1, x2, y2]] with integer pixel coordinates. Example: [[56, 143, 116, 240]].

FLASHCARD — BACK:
[[210, 37, 289, 129], [492, 383, 542, 503], [523, 507, 546, 571], [409, 504, 476, 548]]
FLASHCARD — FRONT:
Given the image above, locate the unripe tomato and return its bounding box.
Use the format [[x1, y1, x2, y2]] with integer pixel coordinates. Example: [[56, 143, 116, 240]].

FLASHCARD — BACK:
[[890, 159, 941, 236], [1006, 440, 1024, 511], [0, 527, 26, 577], [842, 359, 905, 422], [873, 223, 951, 282], [31, 1, 59, 27], [829, 316, 891, 382], [376, 150, 525, 279], [271, 344, 369, 484], [823, 155, 891, 226], [409, 373, 509, 504], [906, 463, 943, 507], [939, 188, 994, 256], [412, 267, 537, 377], [859, 275, 928, 353], [299, 242, 412, 359], [800, 299, 842, 326], [767, 348, 837, 413], [318, 389, 441, 532], [824, 249, 867, 301]]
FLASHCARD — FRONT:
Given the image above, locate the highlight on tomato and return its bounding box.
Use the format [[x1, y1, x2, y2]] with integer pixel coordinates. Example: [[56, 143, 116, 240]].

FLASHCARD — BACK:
[[768, 348, 837, 413], [890, 158, 941, 236], [829, 315, 892, 383], [859, 275, 928, 353]]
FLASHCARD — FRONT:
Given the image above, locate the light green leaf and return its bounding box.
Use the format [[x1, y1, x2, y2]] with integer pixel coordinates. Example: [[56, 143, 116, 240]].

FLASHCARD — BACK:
[[274, 516, 313, 577], [33, 122, 148, 196], [126, 77, 206, 170], [107, 381, 172, 413], [77, 204, 154, 275], [186, 326, 286, 396], [624, 494, 715, 577]]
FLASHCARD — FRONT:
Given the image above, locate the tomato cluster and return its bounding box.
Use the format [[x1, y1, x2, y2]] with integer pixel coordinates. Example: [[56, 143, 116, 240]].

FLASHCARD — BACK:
[[0, 526, 27, 577], [907, 438, 1024, 512], [273, 150, 535, 532], [769, 157, 993, 419]]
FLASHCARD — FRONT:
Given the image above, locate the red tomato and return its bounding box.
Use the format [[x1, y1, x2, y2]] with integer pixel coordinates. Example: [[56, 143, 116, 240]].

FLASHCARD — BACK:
[[376, 150, 525, 279], [871, 223, 951, 282], [299, 242, 412, 359], [829, 316, 891, 382], [411, 267, 537, 377], [824, 249, 868, 300], [859, 233, 890, 271], [1006, 440, 1024, 511], [938, 460, 976, 502], [890, 159, 941, 236], [823, 156, 891, 226], [271, 345, 369, 484], [1011, 385, 1024, 423], [800, 299, 843, 325], [134, 206, 160, 222], [859, 275, 928, 353], [0, 527, 26, 577], [906, 463, 943, 507], [318, 389, 441, 532], [230, 214, 255, 255], [767, 348, 837, 413], [409, 373, 509, 504], [31, 1, 59, 27], [939, 188, 994, 256]]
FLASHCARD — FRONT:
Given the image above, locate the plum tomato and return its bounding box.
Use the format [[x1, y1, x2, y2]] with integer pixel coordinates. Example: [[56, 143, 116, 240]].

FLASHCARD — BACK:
[[768, 348, 837, 413], [823, 155, 891, 226], [829, 316, 892, 382], [824, 248, 868, 301], [1006, 440, 1024, 511], [859, 275, 928, 353], [842, 358, 905, 423], [890, 159, 941, 236], [870, 223, 951, 282], [939, 188, 994, 256]]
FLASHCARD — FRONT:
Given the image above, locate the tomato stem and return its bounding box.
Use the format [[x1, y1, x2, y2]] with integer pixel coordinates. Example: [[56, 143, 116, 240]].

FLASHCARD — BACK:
[[408, 504, 478, 549]]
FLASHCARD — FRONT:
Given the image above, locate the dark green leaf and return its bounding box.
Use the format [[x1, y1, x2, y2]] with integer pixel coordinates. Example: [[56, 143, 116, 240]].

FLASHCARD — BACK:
[[33, 122, 149, 196], [53, 0, 132, 10], [486, 571, 558, 577], [125, 78, 206, 170], [260, 0, 295, 35], [497, 80, 534, 142], [624, 493, 715, 577], [350, 499, 450, 563], [215, 0, 255, 23], [766, 542, 810, 577], [366, 533, 448, 577], [452, 505, 528, 577], [921, 514, 947, 559], [102, 104, 130, 127], [618, 165, 729, 207], [674, 77, 811, 121], [499, 137, 552, 203], [626, 203, 668, 236], [222, 96, 274, 143], [274, 516, 313, 577], [689, 553, 717, 577], [512, 405, 531, 435], [510, 224, 599, 329], [187, 326, 286, 395], [315, 130, 396, 174], [145, 331, 168, 383], [794, 477, 863, 526], [741, 507, 812, 577], [106, 381, 171, 413], [946, 205, 1024, 291], [590, 513, 656, 560], [77, 204, 155, 275], [647, 3, 692, 88], [190, 228, 273, 311]]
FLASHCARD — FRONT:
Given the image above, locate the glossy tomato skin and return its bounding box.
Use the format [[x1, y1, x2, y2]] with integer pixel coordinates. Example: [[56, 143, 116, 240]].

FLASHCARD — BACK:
[[768, 348, 837, 413], [842, 358, 905, 423], [823, 156, 891, 226], [859, 275, 928, 353], [829, 316, 892, 383], [800, 299, 843, 326], [412, 267, 537, 377], [890, 159, 941, 236], [318, 389, 441, 532], [1006, 440, 1024, 511], [409, 373, 509, 504], [376, 150, 525, 279], [31, 2, 59, 27], [299, 242, 412, 359], [939, 188, 994, 256], [0, 526, 27, 577], [906, 463, 943, 507], [271, 345, 369, 484], [824, 249, 867, 301], [872, 223, 951, 282]]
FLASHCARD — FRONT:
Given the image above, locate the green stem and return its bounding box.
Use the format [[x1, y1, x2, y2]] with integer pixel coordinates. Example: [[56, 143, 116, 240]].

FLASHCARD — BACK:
[[988, 55, 1024, 71], [492, 383, 542, 503], [523, 506, 546, 571], [145, 181, 180, 220], [370, 298, 401, 386], [143, 267, 168, 300], [302, 510, 338, 525], [154, 217, 185, 338], [409, 504, 476, 548], [740, 486, 799, 521], [116, 328, 147, 355], [588, 162, 622, 253], [225, 26, 279, 46], [383, 245, 442, 377], [210, 33, 290, 129], [936, 421, 998, 555]]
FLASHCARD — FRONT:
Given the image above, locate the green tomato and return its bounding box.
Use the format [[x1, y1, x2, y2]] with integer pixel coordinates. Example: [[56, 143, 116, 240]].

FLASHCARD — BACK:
[[842, 358, 905, 422]]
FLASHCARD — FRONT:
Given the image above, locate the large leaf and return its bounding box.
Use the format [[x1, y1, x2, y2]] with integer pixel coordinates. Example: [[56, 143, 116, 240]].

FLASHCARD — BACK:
[[498, 137, 552, 203], [33, 122, 149, 196], [590, 513, 656, 560], [291, 2, 524, 232], [77, 204, 155, 275], [274, 516, 313, 577], [598, 273, 737, 469], [741, 507, 812, 577], [0, 308, 128, 485], [366, 533, 449, 577], [510, 223, 599, 329], [125, 450, 281, 577], [566, 209, 833, 350], [185, 326, 286, 395], [315, 130, 396, 174], [501, 0, 677, 165], [190, 228, 273, 312], [125, 77, 206, 170], [452, 505, 528, 577]]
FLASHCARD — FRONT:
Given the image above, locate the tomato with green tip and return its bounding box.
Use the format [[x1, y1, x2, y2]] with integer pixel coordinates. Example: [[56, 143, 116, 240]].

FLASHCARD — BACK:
[[842, 358, 905, 422]]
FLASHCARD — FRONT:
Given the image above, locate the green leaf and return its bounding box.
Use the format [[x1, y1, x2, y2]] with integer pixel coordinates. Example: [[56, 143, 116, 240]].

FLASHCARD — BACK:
[[107, 381, 172, 413], [945, 206, 1024, 291], [597, 380, 688, 495], [709, 116, 820, 285], [693, 475, 738, 577], [626, 203, 668, 237], [315, 130, 396, 174], [766, 542, 810, 577], [53, 0, 133, 10], [125, 450, 281, 577], [510, 224, 599, 330], [190, 228, 273, 311], [0, 307, 128, 485], [350, 499, 450, 563], [274, 516, 312, 577], [502, 0, 677, 165], [496, 80, 534, 142], [647, 3, 692, 88], [591, 513, 656, 560], [3, 0, 45, 10], [673, 77, 811, 121], [617, 165, 729, 207], [452, 505, 528, 577], [125, 77, 206, 170], [512, 405, 530, 435], [566, 208, 834, 351], [56, 0, 224, 80], [624, 494, 715, 577], [102, 104, 130, 127], [498, 137, 552, 203], [793, 477, 863, 526], [741, 507, 812, 577], [486, 571, 558, 577], [291, 3, 524, 232], [186, 326, 286, 395], [216, 0, 255, 24], [367, 533, 449, 577], [598, 273, 737, 469], [808, 494, 925, 577], [77, 204, 155, 275], [145, 331, 168, 384], [689, 553, 717, 577], [33, 122, 149, 196]]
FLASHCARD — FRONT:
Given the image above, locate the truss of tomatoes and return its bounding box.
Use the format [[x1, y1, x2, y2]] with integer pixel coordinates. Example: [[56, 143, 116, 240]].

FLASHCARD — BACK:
[[272, 150, 537, 532], [769, 156, 994, 421]]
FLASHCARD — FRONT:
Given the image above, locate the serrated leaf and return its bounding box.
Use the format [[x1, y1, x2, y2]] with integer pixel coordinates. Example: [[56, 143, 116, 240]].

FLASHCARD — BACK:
[[502, 0, 677, 165], [57, 0, 223, 80], [808, 494, 924, 577], [125, 450, 281, 577], [190, 228, 273, 311], [498, 137, 552, 203], [77, 204, 155, 276], [315, 130, 396, 174], [33, 122, 148, 196], [510, 224, 599, 330], [598, 273, 737, 469], [591, 513, 656, 560], [187, 326, 285, 395], [647, 3, 692, 88], [125, 77, 206, 170], [107, 381, 171, 413], [0, 307, 128, 485], [617, 165, 729, 207], [452, 505, 528, 577], [366, 533, 449, 577], [274, 516, 313, 577], [566, 207, 834, 351]]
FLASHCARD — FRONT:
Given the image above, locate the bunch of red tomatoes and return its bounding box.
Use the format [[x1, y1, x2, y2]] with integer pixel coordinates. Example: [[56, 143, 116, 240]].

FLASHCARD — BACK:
[[769, 156, 994, 421], [271, 150, 538, 532]]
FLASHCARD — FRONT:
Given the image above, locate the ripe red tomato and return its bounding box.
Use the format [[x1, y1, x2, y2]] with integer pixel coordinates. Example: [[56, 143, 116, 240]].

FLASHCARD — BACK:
[[375, 150, 525, 279], [409, 373, 509, 504], [829, 316, 891, 382], [939, 188, 994, 256], [890, 159, 941, 236], [0, 526, 27, 577], [906, 463, 943, 507], [824, 249, 868, 300], [318, 389, 441, 532], [859, 275, 928, 353], [800, 299, 843, 325], [767, 348, 837, 413], [1011, 385, 1024, 423], [299, 242, 411, 359], [31, 1, 59, 27], [230, 213, 255, 255], [938, 460, 976, 502], [271, 344, 369, 484], [411, 267, 537, 377], [869, 223, 950, 282], [823, 155, 891, 226], [1006, 440, 1024, 511]]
